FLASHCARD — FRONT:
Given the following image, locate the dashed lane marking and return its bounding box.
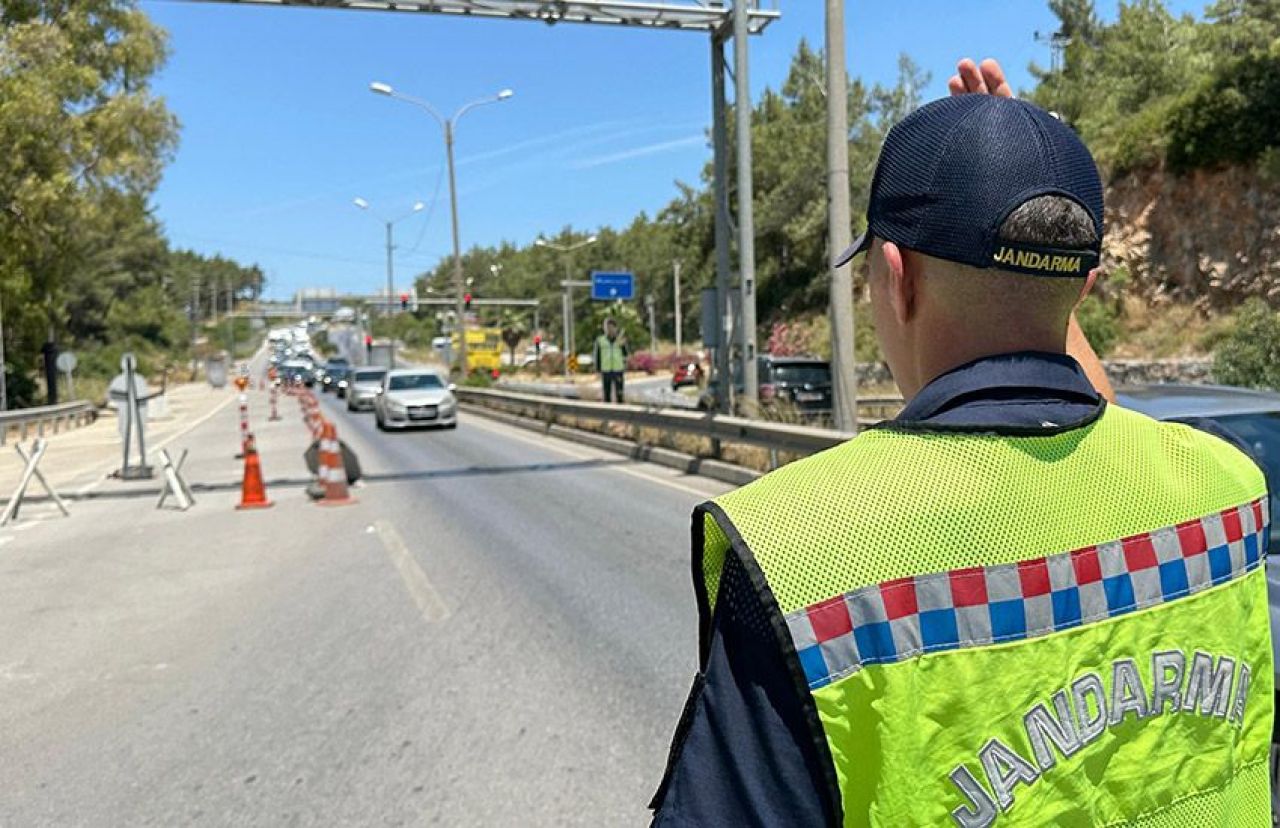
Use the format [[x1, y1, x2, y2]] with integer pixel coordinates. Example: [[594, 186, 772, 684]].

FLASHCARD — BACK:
[[373, 519, 451, 624]]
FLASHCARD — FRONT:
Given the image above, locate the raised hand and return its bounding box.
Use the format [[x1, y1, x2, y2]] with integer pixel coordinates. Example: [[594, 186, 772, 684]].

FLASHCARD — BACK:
[[947, 58, 1013, 98]]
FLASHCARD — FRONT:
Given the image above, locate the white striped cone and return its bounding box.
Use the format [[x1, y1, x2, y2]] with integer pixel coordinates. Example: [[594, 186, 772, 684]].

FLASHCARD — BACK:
[[315, 419, 354, 506]]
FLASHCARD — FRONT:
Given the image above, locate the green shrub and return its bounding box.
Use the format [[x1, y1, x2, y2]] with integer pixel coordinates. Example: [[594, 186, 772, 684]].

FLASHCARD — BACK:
[[1213, 299, 1280, 389], [1165, 55, 1280, 172], [1076, 295, 1121, 358]]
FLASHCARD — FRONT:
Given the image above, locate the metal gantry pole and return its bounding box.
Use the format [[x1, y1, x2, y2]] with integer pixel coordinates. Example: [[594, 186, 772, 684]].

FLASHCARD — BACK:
[[446, 120, 468, 375], [385, 220, 397, 368], [733, 0, 759, 406], [826, 0, 858, 433], [711, 34, 733, 415]]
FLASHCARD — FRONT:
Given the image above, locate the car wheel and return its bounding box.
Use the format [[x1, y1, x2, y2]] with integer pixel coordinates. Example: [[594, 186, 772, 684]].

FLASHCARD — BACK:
[[376, 413, 387, 431]]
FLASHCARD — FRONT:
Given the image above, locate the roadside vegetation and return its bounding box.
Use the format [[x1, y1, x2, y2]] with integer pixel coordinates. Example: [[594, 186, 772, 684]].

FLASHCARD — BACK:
[[0, 1, 265, 407]]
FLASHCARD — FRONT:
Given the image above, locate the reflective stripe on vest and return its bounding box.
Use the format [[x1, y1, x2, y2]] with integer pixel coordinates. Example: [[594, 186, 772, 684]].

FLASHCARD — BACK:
[[695, 404, 1272, 827], [596, 335, 625, 372]]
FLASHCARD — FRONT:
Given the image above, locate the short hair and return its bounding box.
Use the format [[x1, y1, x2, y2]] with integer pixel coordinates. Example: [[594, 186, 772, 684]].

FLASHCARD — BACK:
[[996, 195, 1098, 250]]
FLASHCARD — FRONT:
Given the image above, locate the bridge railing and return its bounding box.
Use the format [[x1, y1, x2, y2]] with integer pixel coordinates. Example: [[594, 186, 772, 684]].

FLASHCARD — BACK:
[[455, 387, 876, 457], [0, 401, 97, 445]]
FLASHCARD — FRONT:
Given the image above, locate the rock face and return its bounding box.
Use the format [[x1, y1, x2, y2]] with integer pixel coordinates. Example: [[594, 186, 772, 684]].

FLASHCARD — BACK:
[[1103, 165, 1280, 306]]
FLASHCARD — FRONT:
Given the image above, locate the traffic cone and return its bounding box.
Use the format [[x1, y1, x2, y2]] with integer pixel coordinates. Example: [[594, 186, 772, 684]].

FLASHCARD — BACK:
[[236, 433, 273, 510], [269, 384, 281, 422], [315, 419, 355, 506]]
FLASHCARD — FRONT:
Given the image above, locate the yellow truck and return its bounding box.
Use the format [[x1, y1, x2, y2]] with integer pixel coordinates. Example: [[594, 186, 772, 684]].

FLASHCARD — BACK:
[[452, 327, 503, 372]]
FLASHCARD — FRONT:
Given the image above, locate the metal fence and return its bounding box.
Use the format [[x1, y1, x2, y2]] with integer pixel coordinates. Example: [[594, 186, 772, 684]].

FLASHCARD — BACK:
[[456, 387, 878, 457], [0, 401, 97, 445]]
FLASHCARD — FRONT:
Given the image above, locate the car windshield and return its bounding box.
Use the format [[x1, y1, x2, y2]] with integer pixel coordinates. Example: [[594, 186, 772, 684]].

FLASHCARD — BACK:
[[354, 370, 386, 383], [771, 364, 831, 385], [388, 373, 444, 391], [1206, 413, 1280, 551]]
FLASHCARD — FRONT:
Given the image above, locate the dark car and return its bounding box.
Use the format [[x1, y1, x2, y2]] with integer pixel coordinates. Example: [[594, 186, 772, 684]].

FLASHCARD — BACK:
[[279, 360, 315, 387], [760, 355, 833, 414], [698, 355, 833, 417], [321, 359, 351, 397]]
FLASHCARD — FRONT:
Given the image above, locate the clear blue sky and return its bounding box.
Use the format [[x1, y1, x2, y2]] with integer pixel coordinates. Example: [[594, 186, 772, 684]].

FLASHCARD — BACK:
[[143, 0, 1202, 300]]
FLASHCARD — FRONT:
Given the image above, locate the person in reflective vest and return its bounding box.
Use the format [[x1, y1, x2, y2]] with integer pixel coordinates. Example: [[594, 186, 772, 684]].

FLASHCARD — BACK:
[[650, 61, 1272, 827], [594, 317, 629, 404]]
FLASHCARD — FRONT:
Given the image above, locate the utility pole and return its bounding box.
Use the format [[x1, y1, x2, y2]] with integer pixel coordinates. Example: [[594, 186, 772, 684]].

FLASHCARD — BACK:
[[733, 0, 759, 406], [384, 219, 397, 368], [826, 0, 858, 432], [646, 293, 656, 347], [445, 120, 468, 376], [673, 260, 683, 356], [226, 277, 235, 360], [711, 36, 733, 414], [190, 277, 200, 382]]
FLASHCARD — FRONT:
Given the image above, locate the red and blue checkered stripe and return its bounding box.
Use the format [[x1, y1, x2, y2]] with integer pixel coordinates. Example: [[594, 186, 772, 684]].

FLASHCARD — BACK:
[[786, 497, 1270, 690]]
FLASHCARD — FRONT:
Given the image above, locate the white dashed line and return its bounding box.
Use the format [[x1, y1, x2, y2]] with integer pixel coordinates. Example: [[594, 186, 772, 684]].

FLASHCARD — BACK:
[[373, 520, 451, 623]]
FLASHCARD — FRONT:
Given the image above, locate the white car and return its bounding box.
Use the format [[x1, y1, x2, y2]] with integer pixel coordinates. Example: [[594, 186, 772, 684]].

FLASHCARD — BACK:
[[375, 369, 458, 431], [346, 367, 387, 411]]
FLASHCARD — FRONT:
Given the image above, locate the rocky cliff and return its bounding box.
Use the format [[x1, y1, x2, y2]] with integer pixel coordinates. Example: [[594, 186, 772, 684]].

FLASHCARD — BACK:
[[1102, 165, 1280, 306]]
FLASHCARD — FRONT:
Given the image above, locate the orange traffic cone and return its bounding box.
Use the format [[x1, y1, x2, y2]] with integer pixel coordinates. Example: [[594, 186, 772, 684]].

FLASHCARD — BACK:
[[315, 419, 355, 506], [236, 433, 273, 509]]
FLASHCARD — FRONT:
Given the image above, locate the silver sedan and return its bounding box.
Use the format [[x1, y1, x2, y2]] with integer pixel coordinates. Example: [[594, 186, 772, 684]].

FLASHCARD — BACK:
[[374, 369, 458, 431], [346, 368, 388, 411]]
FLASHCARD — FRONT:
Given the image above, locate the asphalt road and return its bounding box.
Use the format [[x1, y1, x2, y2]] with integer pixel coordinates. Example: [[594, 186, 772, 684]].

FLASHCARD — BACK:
[[0, 381, 730, 826]]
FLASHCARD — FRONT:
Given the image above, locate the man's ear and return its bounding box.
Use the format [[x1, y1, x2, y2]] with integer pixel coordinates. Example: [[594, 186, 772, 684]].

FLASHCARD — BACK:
[[1079, 268, 1099, 304], [882, 241, 915, 325]]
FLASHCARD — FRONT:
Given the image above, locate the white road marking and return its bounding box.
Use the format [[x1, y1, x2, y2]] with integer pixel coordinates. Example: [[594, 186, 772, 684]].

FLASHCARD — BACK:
[[373, 520, 451, 623], [462, 412, 725, 499]]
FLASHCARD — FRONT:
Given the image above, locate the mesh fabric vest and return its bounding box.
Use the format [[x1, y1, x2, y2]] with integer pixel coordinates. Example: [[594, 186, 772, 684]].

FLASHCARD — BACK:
[[596, 335, 626, 372], [695, 404, 1271, 827]]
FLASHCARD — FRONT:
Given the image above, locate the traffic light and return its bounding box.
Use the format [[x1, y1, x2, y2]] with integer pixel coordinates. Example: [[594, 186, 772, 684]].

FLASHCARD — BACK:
[[399, 292, 409, 311], [464, 292, 472, 311]]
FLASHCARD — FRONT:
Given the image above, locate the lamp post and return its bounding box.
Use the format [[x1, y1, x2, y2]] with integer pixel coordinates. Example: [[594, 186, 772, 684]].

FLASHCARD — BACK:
[[535, 235, 597, 376], [353, 197, 424, 369], [370, 81, 514, 375]]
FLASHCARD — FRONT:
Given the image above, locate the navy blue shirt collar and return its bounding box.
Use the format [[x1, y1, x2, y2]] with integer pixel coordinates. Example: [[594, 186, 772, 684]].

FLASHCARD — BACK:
[[891, 351, 1104, 431]]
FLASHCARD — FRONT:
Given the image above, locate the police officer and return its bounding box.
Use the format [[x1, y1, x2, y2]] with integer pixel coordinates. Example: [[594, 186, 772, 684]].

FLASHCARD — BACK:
[[650, 60, 1271, 827], [594, 317, 629, 404]]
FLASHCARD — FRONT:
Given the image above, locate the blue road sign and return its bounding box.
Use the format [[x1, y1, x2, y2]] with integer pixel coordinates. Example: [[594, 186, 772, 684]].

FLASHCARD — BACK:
[[590, 271, 635, 301]]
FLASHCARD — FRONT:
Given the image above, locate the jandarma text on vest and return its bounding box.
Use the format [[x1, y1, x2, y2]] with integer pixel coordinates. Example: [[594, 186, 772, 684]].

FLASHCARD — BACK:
[[949, 648, 1253, 827]]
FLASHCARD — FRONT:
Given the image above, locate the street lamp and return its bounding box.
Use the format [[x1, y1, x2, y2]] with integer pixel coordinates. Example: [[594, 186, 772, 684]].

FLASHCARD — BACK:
[[535, 235, 598, 375], [352, 197, 424, 368], [370, 81, 514, 375]]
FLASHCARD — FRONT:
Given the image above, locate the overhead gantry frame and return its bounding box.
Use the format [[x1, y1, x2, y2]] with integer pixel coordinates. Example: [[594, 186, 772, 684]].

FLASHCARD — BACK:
[[186, 0, 778, 408]]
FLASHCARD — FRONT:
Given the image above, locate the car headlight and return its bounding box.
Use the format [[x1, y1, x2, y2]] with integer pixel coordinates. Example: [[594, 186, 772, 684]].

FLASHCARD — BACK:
[[387, 400, 406, 412]]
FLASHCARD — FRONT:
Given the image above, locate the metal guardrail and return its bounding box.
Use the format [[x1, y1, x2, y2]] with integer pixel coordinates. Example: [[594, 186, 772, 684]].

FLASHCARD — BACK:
[[0, 400, 97, 445], [456, 387, 867, 457]]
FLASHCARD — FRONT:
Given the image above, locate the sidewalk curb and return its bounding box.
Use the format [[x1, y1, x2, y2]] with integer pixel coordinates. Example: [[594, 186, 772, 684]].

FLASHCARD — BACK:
[[460, 404, 760, 488]]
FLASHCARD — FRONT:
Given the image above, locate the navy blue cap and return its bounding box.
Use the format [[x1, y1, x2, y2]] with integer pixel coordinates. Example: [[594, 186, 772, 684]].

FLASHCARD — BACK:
[[836, 95, 1103, 277]]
